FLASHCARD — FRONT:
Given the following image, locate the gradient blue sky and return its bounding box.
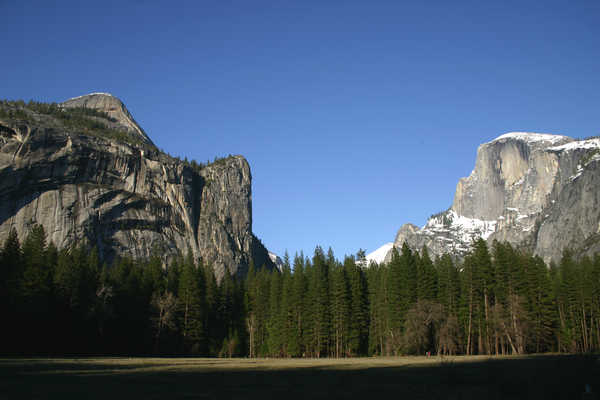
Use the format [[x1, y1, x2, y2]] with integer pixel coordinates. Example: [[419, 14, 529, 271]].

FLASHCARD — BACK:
[[2, 1, 599, 259]]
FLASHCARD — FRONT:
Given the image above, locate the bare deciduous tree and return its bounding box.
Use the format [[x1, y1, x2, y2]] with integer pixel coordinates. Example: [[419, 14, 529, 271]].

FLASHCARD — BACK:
[[151, 291, 177, 352], [402, 300, 443, 354]]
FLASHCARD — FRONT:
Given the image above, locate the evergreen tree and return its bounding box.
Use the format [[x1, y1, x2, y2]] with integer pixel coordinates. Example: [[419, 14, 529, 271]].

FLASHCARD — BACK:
[[367, 261, 388, 355], [203, 260, 220, 354], [245, 262, 270, 356], [21, 225, 52, 311], [0, 228, 21, 354], [266, 270, 283, 356], [20, 225, 53, 353], [143, 252, 165, 295], [471, 238, 493, 354], [386, 246, 404, 354], [344, 256, 369, 356], [177, 253, 206, 354], [278, 254, 294, 357], [436, 253, 459, 314], [417, 246, 437, 302], [435, 253, 461, 355], [307, 246, 330, 357], [329, 262, 350, 357], [526, 255, 556, 353], [557, 250, 579, 352], [288, 252, 307, 357]]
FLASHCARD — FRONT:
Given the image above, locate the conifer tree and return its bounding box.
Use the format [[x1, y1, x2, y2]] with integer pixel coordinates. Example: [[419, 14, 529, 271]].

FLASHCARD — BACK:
[[526, 255, 556, 353], [245, 262, 258, 357], [471, 238, 493, 354], [417, 246, 437, 302], [367, 262, 388, 355], [166, 256, 181, 295], [436, 253, 459, 314], [20, 225, 53, 353], [278, 255, 294, 357], [245, 262, 270, 356], [178, 253, 206, 354], [557, 250, 579, 352], [266, 270, 283, 356], [386, 246, 404, 354], [435, 253, 461, 355], [1, 228, 21, 293], [21, 225, 51, 311], [203, 260, 220, 354], [344, 256, 369, 356], [307, 246, 330, 357], [0, 228, 21, 354], [330, 262, 350, 357], [460, 252, 477, 355], [143, 252, 165, 295], [288, 252, 307, 356]]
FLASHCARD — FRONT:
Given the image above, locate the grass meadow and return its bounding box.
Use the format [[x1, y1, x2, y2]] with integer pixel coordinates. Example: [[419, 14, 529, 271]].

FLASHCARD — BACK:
[[0, 354, 598, 399]]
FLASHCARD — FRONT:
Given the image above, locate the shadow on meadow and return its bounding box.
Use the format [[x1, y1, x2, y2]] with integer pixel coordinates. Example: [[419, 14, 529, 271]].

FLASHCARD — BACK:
[[0, 354, 598, 400]]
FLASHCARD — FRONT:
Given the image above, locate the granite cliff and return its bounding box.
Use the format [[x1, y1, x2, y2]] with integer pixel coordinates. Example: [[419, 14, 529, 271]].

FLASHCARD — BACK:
[[0, 93, 274, 279], [370, 132, 600, 264]]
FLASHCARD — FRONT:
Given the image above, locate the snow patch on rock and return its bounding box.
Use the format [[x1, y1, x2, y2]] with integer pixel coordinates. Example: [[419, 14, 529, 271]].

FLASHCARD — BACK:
[[65, 92, 115, 102], [549, 138, 600, 152], [493, 132, 570, 145], [424, 210, 497, 242]]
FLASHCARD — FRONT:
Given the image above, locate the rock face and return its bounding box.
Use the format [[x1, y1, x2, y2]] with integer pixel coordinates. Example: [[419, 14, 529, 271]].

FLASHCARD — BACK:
[[62, 93, 154, 146], [389, 132, 600, 263], [268, 252, 284, 272], [0, 94, 274, 279]]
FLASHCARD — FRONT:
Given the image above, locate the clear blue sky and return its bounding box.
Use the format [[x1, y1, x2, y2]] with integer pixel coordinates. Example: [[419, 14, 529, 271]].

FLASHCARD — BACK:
[[2, 1, 599, 260]]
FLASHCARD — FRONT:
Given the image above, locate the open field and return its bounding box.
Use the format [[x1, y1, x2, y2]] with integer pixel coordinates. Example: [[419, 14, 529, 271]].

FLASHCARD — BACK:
[[0, 354, 598, 399]]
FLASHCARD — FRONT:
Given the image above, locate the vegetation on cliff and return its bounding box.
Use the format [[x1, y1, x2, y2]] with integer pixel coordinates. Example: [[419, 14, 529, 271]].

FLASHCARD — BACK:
[[0, 99, 146, 146]]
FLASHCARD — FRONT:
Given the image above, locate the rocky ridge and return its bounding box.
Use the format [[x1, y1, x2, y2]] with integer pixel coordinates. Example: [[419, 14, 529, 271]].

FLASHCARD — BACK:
[[62, 93, 154, 146], [379, 132, 600, 264], [0, 94, 274, 279]]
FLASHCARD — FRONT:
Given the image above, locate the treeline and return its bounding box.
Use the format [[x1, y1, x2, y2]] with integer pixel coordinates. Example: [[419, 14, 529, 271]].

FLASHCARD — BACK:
[[1, 225, 599, 357], [246, 241, 600, 357], [367, 241, 600, 356], [0, 226, 245, 356]]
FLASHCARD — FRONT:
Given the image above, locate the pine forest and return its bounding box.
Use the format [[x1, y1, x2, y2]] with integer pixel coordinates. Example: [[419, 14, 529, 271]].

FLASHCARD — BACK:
[[1, 225, 599, 357]]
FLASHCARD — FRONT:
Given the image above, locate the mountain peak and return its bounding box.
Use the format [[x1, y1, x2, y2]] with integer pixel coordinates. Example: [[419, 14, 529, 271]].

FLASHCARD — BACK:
[[65, 92, 116, 101], [491, 132, 572, 146], [365, 242, 394, 265], [381, 130, 600, 265], [61, 92, 154, 146]]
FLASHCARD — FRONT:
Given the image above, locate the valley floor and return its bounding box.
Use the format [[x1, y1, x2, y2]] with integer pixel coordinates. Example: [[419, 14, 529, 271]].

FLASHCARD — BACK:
[[1, 354, 598, 399]]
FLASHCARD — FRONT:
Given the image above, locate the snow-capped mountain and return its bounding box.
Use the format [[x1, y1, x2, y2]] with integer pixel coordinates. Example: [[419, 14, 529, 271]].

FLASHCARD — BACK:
[[364, 243, 394, 265], [268, 251, 284, 272], [380, 132, 600, 263]]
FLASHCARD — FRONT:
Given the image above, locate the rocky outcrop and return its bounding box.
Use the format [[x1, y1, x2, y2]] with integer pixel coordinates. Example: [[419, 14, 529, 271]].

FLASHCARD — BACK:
[[0, 94, 273, 279], [62, 93, 153, 146], [268, 252, 284, 272], [388, 132, 600, 263]]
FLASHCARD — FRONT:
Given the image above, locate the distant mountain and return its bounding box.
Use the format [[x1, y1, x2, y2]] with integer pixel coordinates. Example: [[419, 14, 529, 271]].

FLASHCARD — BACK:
[[365, 243, 394, 265], [378, 132, 600, 263], [268, 251, 284, 272], [0, 93, 274, 279]]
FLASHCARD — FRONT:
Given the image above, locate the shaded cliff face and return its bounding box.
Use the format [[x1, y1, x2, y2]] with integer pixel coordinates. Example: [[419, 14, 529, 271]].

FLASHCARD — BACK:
[[391, 132, 600, 263], [0, 95, 273, 279]]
